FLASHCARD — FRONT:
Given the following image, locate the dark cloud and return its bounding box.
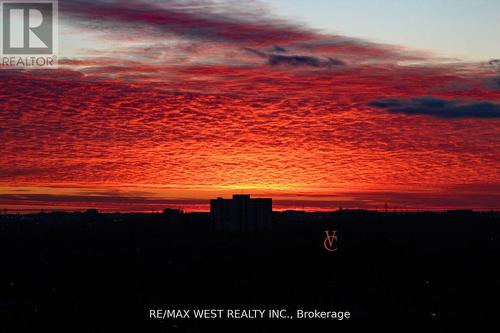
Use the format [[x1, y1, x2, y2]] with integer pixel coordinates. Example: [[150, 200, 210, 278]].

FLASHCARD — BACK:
[[60, 0, 422, 64], [61, 0, 312, 46], [489, 59, 500, 68], [272, 45, 286, 53], [369, 97, 500, 119], [489, 60, 500, 89], [0, 193, 205, 205], [244, 47, 345, 68], [244, 47, 267, 58], [268, 55, 345, 68]]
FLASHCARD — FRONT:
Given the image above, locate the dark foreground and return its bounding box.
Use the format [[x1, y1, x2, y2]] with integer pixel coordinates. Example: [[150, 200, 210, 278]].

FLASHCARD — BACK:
[[1, 210, 499, 332]]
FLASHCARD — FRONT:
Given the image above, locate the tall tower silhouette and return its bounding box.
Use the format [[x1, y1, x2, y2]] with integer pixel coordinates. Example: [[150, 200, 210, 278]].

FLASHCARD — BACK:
[[210, 194, 272, 232]]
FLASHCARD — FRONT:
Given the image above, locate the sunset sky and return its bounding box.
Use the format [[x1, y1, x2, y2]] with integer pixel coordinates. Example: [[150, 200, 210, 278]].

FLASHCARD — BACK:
[[1, 0, 499, 212]]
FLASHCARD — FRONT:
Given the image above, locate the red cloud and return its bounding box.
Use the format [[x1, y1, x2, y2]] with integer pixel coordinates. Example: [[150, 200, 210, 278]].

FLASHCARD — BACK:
[[1, 1, 500, 211], [1, 61, 500, 211]]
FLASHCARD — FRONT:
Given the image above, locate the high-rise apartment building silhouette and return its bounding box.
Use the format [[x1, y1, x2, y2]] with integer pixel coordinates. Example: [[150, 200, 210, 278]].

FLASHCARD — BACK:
[[210, 195, 272, 232]]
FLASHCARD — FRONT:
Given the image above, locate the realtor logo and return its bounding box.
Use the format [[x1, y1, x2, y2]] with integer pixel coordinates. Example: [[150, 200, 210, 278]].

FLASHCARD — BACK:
[[1, 0, 58, 67]]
